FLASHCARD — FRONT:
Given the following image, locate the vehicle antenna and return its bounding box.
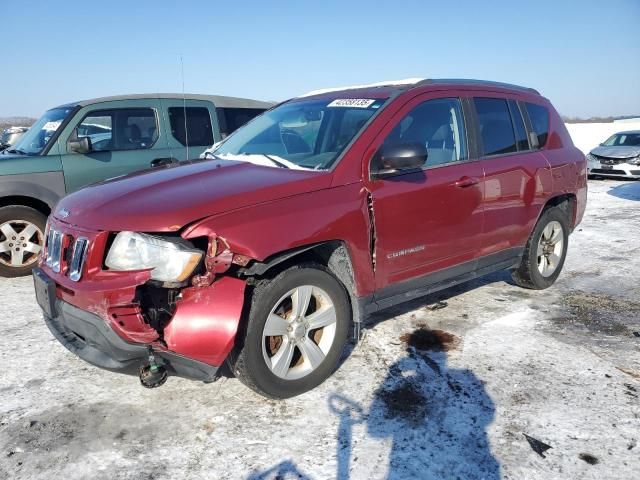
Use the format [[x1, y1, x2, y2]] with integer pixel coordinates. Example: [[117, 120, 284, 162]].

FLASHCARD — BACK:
[[181, 55, 189, 160]]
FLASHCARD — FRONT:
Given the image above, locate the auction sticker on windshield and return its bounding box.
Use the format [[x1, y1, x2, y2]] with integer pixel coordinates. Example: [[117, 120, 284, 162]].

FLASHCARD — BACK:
[[42, 121, 62, 131], [327, 99, 376, 108]]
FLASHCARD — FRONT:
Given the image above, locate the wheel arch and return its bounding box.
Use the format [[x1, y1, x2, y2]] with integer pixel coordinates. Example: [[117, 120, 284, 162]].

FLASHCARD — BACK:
[[240, 240, 365, 325], [542, 193, 577, 230], [0, 195, 52, 216]]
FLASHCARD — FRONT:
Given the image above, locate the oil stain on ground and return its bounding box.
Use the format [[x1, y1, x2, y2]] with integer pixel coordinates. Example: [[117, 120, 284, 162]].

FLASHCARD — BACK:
[[400, 326, 460, 352]]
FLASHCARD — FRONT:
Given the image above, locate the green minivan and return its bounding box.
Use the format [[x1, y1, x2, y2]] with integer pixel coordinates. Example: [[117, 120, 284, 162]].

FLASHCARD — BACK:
[[0, 93, 272, 277]]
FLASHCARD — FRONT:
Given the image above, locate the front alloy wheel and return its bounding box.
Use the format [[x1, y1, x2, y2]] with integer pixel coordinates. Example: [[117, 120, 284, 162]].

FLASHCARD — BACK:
[[0, 220, 44, 268], [262, 285, 338, 380], [233, 265, 350, 399], [0, 206, 47, 278]]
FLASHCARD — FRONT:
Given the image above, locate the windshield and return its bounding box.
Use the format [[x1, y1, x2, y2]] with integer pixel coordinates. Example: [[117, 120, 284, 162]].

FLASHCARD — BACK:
[[11, 107, 75, 155], [602, 132, 640, 147], [214, 97, 388, 170]]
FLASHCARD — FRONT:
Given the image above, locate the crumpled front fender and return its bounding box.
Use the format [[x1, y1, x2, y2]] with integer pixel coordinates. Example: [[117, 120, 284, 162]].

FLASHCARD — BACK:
[[163, 276, 246, 366]]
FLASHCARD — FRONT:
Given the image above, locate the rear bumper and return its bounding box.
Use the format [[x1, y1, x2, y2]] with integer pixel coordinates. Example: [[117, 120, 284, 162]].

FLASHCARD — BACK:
[[44, 299, 219, 382]]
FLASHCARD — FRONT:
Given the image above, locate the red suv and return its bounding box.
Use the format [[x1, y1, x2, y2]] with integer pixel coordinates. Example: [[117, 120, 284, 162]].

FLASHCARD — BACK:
[[34, 79, 587, 398]]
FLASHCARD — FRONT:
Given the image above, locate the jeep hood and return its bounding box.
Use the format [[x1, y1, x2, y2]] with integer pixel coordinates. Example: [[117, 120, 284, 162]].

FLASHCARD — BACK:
[[55, 159, 332, 232], [590, 145, 640, 159]]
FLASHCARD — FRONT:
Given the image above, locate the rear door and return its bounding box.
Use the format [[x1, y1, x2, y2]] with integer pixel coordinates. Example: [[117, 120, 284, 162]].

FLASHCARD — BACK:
[[366, 93, 484, 294], [58, 99, 171, 192], [472, 96, 551, 255], [159, 99, 219, 160]]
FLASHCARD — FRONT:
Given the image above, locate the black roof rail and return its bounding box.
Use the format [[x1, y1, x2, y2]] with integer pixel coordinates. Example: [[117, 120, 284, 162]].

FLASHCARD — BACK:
[[413, 78, 540, 95]]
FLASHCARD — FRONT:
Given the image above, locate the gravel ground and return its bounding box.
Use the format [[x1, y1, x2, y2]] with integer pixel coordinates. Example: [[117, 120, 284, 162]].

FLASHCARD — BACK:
[[1, 179, 639, 480]]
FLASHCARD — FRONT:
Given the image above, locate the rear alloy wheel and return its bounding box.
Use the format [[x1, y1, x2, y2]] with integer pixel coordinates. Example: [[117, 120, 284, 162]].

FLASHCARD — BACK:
[[0, 206, 47, 278], [233, 265, 350, 398], [536, 220, 564, 277], [512, 207, 569, 290]]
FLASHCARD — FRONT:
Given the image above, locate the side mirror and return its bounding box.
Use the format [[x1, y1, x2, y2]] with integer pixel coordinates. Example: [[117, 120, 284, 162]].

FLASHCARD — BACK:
[[68, 136, 92, 154], [372, 143, 427, 178]]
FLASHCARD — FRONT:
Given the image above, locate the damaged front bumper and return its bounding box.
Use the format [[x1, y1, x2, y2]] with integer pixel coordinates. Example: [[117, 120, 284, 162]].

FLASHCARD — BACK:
[[36, 217, 249, 385], [43, 297, 220, 382], [35, 254, 247, 384]]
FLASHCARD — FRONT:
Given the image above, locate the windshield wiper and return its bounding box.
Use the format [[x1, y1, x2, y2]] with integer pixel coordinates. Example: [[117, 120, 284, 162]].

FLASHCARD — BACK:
[[6, 148, 27, 155], [255, 153, 290, 169]]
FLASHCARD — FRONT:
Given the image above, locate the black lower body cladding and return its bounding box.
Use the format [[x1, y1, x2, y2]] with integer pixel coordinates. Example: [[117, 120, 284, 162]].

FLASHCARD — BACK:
[[43, 298, 219, 383]]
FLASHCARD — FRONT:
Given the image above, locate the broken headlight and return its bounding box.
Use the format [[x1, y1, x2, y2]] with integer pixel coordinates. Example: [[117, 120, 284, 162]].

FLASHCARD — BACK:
[[105, 232, 203, 282]]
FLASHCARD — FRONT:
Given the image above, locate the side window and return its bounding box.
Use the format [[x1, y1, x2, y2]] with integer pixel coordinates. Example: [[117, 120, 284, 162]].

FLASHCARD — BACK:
[[77, 113, 113, 151], [508, 100, 530, 151], [474, 98, 517, 156], [121, 109, 158, 150], [382, 98, 467, 167], [218, 108, 265, 137], [168, 107, 214, 147], [525, 102, 549, 148], [74, 108, 157, 152]]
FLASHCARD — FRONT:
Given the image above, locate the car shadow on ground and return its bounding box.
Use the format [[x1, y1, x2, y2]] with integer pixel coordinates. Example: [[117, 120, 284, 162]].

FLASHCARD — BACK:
[[606, 180, 640, 201], [246, 273, 512, 478], [249, 328, 500, 479], [342, 328, 498, 479]]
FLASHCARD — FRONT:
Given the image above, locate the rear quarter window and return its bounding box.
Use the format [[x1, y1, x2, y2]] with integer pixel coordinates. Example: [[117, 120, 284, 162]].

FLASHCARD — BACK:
[[525, 102, 549, 148]]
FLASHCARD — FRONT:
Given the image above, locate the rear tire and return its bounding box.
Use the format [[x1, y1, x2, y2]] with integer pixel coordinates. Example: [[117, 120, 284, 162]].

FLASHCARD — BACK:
[[512, 207, 569, 290], [0, 206, 47, 278], [232, 264, 350, 399]]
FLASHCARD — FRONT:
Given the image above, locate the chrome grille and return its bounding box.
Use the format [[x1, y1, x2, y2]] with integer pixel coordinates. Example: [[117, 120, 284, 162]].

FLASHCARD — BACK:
[[68, 237, 89, 281], [46, 230, 64, 273], [593, 155, 629, 165], [45, 228, 89, 281]]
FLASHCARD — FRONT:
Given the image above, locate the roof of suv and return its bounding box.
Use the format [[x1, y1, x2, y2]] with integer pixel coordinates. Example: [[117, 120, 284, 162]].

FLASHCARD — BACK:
[[56, 93, 275, 110], [298, 78, 541, 100]]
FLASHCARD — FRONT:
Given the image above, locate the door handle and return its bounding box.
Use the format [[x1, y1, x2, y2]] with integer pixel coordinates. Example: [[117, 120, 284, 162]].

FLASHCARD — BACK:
[[151, 157, 178, 167], [453, 176, 480, 188]]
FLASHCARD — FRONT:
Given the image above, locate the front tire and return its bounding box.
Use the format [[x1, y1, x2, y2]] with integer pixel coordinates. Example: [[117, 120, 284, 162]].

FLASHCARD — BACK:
[[232, 265, 350, 399], [0, 206, 47, 278], [512, 207, 569, 290]]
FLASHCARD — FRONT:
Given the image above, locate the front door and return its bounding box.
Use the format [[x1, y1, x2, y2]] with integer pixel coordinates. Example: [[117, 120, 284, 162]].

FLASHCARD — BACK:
[[59, 99, 169, 192], [367, 94, 484, 295]]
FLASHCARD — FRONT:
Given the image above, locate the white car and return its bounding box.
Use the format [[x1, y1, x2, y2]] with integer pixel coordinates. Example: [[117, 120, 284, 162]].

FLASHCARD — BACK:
[[587, 130, 640, 179]]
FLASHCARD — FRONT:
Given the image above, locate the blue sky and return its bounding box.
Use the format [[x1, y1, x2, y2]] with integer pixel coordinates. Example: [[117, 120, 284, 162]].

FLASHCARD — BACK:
[[2, 0, 639, 118]]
